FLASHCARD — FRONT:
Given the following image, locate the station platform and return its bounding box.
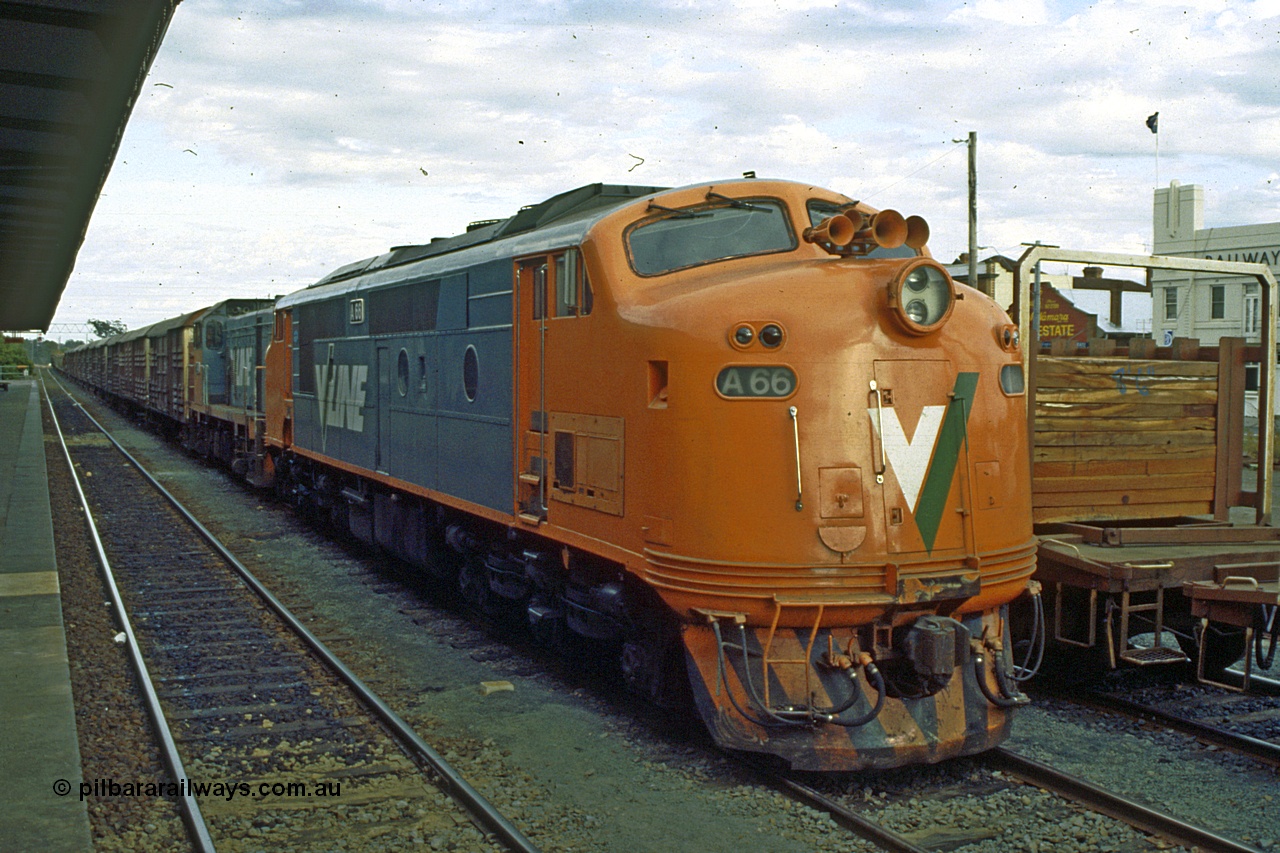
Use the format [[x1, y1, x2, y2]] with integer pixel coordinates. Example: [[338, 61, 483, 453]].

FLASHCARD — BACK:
[[0, 379, 92, 851]]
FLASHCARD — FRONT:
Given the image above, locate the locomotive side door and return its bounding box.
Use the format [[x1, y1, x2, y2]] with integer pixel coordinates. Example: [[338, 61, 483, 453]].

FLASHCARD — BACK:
[[870, 359, 974, 556], [514, 258, 550, 524], [514, 249, 610, 525]]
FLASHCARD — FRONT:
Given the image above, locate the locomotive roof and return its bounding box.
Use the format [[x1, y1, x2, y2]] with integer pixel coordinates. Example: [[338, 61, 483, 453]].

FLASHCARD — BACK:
[[206, 297, 276, 316], [280, 182, 668, 306], [144, 308, 207, 337], [71, 299, 276, 352]]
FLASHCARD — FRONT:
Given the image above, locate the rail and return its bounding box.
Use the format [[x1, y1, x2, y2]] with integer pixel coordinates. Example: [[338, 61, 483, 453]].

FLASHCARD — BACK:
[[989, 747, 1263, 853], [41, 374, 217, 853], [1059, 690, 1280, 768], [44, 370, 540, 853], [760, 745, 1263, 853], [755, 766, 929, 853]]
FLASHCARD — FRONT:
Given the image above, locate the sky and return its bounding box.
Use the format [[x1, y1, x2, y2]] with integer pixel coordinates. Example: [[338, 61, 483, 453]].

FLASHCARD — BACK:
[[46, 0, 1280, 338]]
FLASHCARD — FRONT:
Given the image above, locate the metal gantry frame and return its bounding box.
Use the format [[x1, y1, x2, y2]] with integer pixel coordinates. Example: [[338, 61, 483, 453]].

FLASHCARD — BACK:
[[1013, 247, 1278, 525]]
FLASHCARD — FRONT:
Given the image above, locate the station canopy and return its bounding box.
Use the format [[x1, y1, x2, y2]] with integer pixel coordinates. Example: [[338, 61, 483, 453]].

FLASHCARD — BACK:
[[0, 0, 179, 333]]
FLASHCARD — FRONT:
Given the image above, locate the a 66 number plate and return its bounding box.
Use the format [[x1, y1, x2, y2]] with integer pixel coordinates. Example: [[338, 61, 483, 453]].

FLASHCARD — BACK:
[[716, 365, 797, 398]]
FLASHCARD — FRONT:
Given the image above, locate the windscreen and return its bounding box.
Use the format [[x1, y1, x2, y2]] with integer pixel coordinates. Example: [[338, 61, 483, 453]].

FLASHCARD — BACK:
[[627, 199, 796, 275]]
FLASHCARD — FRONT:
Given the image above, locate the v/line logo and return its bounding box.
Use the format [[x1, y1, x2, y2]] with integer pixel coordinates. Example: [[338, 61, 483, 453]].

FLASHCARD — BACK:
[[874, 404, 944, 511], [868, 373, 978, 552], [315, 363, 368, 432], [229, 346, 256, 398]]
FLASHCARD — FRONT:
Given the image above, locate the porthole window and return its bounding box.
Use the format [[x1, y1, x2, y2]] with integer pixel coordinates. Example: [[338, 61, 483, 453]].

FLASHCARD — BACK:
[[396, 349, 409, 397], [463, 345, 479, 402]]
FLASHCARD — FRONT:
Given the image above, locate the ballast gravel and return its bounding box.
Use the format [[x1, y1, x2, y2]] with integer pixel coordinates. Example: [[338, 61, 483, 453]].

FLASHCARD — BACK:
[[51, 389, 1280, 852]]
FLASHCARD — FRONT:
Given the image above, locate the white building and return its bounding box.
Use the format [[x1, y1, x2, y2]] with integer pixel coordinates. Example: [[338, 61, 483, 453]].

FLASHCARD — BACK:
[[1152, 180, 1280, 413], [1152, 181, 1279, 349]]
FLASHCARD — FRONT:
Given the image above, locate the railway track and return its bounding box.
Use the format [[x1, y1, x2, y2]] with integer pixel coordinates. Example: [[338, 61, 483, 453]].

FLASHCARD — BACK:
[[768, 746, 1264, 853], [986, 747, 1260, 853], [48, 371, 1277, 852], [43, 374, 537, 852], [1063, 686, 1280, 768]]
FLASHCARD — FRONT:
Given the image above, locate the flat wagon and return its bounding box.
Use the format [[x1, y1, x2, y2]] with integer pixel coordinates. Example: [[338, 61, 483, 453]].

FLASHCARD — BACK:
[[1014, 247, 1279, 682]]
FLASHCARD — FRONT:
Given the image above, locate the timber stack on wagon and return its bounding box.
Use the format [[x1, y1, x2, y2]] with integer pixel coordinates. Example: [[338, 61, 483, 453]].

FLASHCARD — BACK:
[[1032, 337, 1244, 525]]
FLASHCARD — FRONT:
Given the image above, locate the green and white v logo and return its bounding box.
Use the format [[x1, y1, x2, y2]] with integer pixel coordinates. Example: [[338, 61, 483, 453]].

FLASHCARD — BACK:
[[869, 373, 979, 552]]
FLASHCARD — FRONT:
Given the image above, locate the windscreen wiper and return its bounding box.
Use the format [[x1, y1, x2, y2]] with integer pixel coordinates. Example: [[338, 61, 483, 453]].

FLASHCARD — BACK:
[[646, 201, 709, 219], [705, 191, 766, 211]]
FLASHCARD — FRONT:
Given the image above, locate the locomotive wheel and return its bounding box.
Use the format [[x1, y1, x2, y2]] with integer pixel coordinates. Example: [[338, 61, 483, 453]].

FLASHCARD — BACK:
[[457, 558, 494, 615], [619, 617, 688, 710], [620, 637, 662, 701]]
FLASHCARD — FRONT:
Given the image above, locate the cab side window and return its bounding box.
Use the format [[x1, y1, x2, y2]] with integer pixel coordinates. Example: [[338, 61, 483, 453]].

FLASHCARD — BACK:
[[553, 248, 592, 318], [205, 320, 225, 349]]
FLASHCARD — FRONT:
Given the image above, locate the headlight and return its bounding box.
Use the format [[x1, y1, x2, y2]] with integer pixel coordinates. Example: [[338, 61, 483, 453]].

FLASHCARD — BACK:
[[905, 268, 932, 292], [887, 260, 955, 335]]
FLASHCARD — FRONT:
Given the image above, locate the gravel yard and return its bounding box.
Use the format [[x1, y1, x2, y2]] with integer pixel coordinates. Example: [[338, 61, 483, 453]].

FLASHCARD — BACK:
[[52, 389, 1280, 852]]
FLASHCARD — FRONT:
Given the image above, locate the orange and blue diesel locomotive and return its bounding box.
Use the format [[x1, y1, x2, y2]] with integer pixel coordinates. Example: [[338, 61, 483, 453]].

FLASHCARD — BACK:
[[65, 178, 1038, 771]]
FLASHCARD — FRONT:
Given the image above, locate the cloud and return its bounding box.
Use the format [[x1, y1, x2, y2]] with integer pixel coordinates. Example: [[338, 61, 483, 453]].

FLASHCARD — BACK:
[[51, 0, 1280, 333], [947, 0, 1050, 25]]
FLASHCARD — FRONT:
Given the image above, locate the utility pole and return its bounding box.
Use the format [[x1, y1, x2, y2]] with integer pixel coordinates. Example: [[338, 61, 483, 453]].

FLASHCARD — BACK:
[[968, 131, 978, 296], [954, 132, 980, 295]]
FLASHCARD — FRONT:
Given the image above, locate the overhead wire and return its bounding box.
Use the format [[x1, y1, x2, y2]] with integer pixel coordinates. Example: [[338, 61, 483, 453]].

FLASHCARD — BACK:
[[861, 143, 964, 202]]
